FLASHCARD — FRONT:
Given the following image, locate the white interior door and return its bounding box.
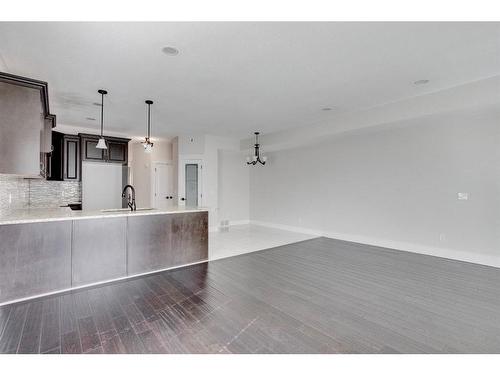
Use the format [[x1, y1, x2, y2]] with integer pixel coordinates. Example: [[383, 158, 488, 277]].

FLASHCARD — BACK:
[[153, 162, 174, 209], [178, 159, 203, 207]]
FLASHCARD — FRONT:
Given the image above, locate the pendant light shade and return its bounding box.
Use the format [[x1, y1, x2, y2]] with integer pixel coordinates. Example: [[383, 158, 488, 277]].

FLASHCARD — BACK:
[[96, 89, 108, 149], [142, 100, 154, 153], [96, 138, 107, 149]]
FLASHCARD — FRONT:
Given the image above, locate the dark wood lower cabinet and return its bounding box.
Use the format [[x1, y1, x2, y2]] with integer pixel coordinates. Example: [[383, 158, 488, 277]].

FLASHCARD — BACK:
[[0, 212, 208, 305]]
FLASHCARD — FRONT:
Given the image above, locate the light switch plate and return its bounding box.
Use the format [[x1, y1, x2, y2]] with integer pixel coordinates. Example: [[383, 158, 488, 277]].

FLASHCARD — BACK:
[[457, 192, 469, 200]]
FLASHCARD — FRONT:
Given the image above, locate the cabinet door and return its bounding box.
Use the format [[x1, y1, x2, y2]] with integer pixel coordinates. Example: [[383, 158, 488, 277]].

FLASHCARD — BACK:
[[79, 134, 129, 164], [48, 131, 64, 181], [82, 137, 105, 161], [63, 135, 80, 180], [107, 141, 128, 164], [0, 82, 43, 176]]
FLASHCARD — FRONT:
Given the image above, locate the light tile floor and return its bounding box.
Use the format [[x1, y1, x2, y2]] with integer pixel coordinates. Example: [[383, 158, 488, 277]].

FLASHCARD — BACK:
[[209, 224, 318, 260]]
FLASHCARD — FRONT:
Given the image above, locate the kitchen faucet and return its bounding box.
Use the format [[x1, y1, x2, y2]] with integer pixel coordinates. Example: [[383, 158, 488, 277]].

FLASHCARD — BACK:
[[122, 185, 137, 211]]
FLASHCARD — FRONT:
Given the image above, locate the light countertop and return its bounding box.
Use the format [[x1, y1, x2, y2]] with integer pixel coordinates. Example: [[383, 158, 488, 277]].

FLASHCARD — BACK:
[[0, 206, 208, 225]]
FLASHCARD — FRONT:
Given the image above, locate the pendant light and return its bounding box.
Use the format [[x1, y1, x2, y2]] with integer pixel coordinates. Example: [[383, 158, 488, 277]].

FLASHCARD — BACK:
[[142, 100, 154, 153], [246, 132, 267, 166], [96, 89, 108, 149]]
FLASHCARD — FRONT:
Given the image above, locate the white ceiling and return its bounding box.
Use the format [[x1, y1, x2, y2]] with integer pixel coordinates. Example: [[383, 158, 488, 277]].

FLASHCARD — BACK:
[[1, 22, 499, 140]]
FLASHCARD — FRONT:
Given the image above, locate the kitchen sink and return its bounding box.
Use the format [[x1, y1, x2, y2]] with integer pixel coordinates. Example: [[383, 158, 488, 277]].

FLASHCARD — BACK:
[[100, 207, 156, 213]]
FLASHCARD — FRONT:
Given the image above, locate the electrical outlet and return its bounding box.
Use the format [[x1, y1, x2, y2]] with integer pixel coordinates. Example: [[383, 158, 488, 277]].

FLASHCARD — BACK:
[[457, 192, 469, 200], [439, 233, 447, 242]]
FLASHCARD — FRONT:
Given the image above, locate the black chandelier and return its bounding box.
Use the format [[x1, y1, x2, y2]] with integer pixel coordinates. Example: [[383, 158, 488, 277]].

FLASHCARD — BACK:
[[246, 132, 267, 166]]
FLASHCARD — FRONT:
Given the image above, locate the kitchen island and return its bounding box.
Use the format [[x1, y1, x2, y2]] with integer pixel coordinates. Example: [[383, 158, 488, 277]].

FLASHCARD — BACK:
[[0, 207, 208, 305]]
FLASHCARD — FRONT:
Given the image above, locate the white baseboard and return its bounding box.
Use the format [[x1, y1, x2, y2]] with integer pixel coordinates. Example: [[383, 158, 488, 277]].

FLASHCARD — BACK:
[[210, 219, 251, 232], [250, 220, 320, 236], [228, 219, 251, 226], [250, 220, 500, 269]]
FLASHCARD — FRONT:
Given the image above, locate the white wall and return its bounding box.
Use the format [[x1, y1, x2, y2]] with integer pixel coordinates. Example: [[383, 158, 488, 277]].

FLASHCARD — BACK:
[[249, 104, 500, 267], [129, 142, 150, 207], [171, 137, 179, 201], [218, 150, 250, 224], [178, 134, 205, 154], [129, 140, 173, 207], [177, 134, 248, 229]]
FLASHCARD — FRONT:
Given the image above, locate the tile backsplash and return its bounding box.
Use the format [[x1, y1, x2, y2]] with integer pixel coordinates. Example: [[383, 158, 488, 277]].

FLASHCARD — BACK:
[[0, 174, 81, 211]]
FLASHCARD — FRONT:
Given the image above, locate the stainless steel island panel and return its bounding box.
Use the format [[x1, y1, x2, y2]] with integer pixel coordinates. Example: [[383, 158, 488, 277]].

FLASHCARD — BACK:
[[72, 217, 127, 286], [0, 221, 71, 304], [127, 211, 208, 276], [0, 210, 208, 306]]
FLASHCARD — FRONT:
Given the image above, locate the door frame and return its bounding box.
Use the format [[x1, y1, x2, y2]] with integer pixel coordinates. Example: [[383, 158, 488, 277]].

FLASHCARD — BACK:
[[178, 158, 203, 206], [151, 161, 173, 208]]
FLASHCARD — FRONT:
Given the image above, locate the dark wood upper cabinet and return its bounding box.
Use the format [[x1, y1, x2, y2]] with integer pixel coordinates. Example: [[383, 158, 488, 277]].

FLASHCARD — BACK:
[[107, 141, 128, 163], [48, 133, 129, 180], [79, 133, 130, 165], [0, 73, 56, 177], [63, 135, 80, 181], [47, 131, 64, 180], [81, 135, 105, 162], [47, 132, 81, 181], [0, 72, 57, 177]]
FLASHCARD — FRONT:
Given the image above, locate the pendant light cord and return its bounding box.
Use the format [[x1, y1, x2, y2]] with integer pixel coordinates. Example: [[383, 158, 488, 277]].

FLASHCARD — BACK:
[[97, 89, 108, 137], [147, 102, 151, 139], [100, 92, 104, 137], [144, 100, 154, 146]]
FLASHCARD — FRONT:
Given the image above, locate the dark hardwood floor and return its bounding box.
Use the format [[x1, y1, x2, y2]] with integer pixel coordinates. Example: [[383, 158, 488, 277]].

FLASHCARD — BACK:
[[1, 237, 500, 354]]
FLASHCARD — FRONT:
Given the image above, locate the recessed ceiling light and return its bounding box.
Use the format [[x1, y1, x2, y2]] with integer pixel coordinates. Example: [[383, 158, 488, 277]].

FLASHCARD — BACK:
[[85, 117, 96, 121], [162, 46, 179, 56], [322, 107, 333, 111], [414, 79, 430, 85]]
